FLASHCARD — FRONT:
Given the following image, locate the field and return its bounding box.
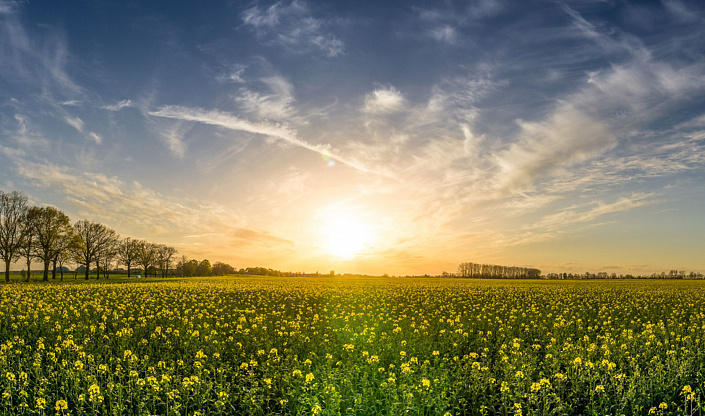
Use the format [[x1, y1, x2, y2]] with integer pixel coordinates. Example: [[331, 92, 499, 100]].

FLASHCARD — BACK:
[[1, 276, 705, 415]]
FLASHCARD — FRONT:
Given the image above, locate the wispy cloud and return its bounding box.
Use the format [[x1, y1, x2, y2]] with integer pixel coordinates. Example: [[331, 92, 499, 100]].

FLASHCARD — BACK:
[[362, 86, 405, 114], [236, 75, 298, 121], [217, 64, 246, 83], [65, 116, 84, 133], [242, 0, 344, 57], [149, 105, 382, 175], [4, 113, 48, 150], [429, 26, 457, 44], [101, 99, 133, 112], [13, 160, 294, 251], [494, 105, 617, 192], [88, 132, 102, 144]]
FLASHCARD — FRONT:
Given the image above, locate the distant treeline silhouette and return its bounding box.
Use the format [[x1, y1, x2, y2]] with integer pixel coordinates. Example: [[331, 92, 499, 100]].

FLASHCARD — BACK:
[[457, 262, 541, 279]]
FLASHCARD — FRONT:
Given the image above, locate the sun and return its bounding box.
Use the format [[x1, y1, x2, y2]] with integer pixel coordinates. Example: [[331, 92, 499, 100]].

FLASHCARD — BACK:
[[320, 210, 373, 259]]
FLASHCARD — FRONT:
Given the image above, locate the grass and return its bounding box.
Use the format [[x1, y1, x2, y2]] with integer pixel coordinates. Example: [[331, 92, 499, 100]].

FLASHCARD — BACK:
[[1, 276, 704, 415]]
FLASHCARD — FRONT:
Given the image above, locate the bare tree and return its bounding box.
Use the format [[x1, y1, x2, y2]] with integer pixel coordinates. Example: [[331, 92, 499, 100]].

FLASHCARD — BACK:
[[0, 191, 28, 283], [73, 220, 118, 280], [156, 244, 178, 278], [136, 240, 157, 277], [176, 255, 188, 277], [54, 232, 80, 282], [99, 238, 119, 279], [116, 237, 140, 277], [27, 206, 72, 282]]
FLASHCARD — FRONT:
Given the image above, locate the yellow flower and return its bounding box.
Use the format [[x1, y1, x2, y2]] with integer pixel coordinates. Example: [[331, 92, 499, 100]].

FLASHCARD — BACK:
[[595, 385, 605, 393], [421, 378, 430, 388], [35, 398, 46, 410], [305, 373, 315, 383], [54, 399, 68, 411]]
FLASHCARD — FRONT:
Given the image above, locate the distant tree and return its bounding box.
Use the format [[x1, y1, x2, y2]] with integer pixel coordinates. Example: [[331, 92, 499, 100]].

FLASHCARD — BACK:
[[18, 218, 36, 282], [196, 259, 212, 276], [0, 191, 29, 282], [27, 206, 72, 282], [116, 238, 140, 277], [156, 244, 178, 278], [184, 259, 198, 277], [55, 232, 80, 282], [72, 220, 118, 280], [136, 240, 157, 277], [99, 238, 119, 279], [212, 261, 235, 276], [175, 255, 188, 277]]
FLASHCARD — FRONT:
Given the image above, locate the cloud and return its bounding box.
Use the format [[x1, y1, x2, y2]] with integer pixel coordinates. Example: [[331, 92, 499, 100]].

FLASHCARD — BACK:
[[15, 160, 239, 235], [429, 26, 457, 44], [157, 123, 188, 158], [662, 0, 703, 23], [362, 86, 405, 114], [101, 99, 133, 111], [563, 5, 650, 61], [242, 0, 344, 57], [494, 105, 617, 192], [469, 0, 505, 18], [230, 228, 294, 246], [149, 105, 383, 175], [236, 75, 297, 121], [677, 113, 705, 129], [520, 193, 659, 238], [217, 65, 246, 83], [0, 4, 83, 100], [64, 116, 84, 133], [5, 113, 48, 149], [0, 1, 19, 14], [88, 132, 102, 144]]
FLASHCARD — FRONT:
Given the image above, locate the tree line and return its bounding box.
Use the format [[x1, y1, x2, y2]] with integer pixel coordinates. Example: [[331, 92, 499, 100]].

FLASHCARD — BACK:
[[457, 262, 542, 279], [0, 190, 188, 282]]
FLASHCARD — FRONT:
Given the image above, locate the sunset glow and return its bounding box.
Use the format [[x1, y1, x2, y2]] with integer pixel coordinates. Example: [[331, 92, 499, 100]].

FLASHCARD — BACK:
[[321, 212, 373, 259], [1, 1, 704, 276]]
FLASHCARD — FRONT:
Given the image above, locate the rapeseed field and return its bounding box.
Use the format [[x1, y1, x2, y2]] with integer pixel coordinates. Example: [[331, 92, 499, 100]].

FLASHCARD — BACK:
[[1, 276, 704, 415]]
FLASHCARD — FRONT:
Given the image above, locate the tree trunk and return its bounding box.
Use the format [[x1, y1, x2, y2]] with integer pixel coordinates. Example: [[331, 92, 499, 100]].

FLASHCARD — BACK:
[[52, 257, 57, 279], [4, 261, 9, 283], [84, 262, 89, 280], [25, 257, 31, 282], [127, 261, 131, 278], [43, 259, 49, 281]]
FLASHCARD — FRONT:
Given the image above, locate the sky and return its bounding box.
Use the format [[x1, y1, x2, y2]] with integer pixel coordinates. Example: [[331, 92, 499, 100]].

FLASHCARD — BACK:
[[1, 0, 705, 276]]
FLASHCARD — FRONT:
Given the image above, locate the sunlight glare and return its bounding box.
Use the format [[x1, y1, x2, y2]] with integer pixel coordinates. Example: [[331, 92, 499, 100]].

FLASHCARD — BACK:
[[321, 209, 373, 259]]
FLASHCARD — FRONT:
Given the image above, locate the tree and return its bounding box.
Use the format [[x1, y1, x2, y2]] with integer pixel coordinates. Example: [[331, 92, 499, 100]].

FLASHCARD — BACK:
[[196, 259, 212, 276], [184, 259, 198, 277], [0, 191, 28, 282], [116, 238, 140, 277], [18, 219, 36, 282], [156, 244, 177, 278], [175, 255, 188, 277], [27, 206, 72, 282], [98, 238, 118, 279], [54, 232, 80, 282], [212, 261, 235, 276], [72, 220, 118, 280], [136, 240, 157, 277]]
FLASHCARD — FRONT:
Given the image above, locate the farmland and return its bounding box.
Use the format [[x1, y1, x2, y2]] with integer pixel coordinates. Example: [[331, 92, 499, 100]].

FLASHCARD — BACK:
[[1, 276, 705, 415]]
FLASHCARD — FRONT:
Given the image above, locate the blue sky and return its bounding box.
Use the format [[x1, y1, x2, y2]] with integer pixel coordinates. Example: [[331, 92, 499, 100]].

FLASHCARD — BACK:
[[1, 0, 704, 275]]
